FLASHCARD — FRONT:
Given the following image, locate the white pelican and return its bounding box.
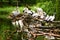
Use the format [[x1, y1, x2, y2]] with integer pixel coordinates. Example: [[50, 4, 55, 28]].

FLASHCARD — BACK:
[[12, 7, 20, 16], [23, 7, 28, 13]]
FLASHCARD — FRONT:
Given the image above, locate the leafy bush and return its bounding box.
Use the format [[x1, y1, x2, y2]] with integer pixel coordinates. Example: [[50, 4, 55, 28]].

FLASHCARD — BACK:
[[35, 1, 56, 15]]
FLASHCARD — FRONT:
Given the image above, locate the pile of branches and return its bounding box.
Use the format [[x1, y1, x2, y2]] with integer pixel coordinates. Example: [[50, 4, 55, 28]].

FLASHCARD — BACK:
[[7, 13, 60, 40]]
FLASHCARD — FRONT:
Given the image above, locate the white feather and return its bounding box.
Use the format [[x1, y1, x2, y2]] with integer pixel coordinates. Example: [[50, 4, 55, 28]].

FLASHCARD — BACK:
[[18, 20, 24, 30], [27, 10, 32, 14], [23, 7, 28, 13], [12, 22, 16, 26], [16, 21, 19, 26], [40, 15, 44, 19], [45, 35, 55, 40], [50, 16, 55, 21], [24, 29, 29, 32], [48, 15, 55, 21], [45, 15, 49, 21], [37, 8, 43, 13], [32, 13, 39, 17], [12, 10, 20, 16]]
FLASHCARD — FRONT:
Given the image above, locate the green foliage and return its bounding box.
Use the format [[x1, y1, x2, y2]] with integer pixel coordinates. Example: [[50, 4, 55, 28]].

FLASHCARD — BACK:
[[36, 36, 44, 40], [56, 0, 60, 20], [35, 1, 56, 15]]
